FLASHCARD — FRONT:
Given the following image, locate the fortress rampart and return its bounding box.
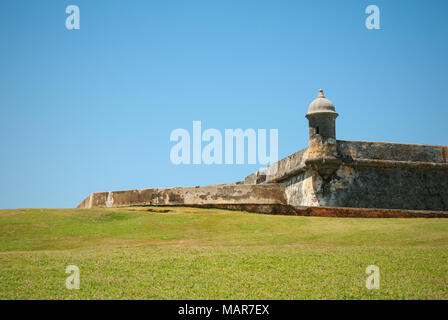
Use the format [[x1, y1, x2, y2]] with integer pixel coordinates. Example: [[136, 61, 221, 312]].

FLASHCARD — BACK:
[[77, 90, 448, 217], [243, 140, 448, 211], [77, 184, 286, 209]]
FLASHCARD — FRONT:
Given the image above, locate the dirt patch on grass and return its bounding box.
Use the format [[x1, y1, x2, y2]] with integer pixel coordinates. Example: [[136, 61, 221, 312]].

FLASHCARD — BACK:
[[146, 208, 172, 213]]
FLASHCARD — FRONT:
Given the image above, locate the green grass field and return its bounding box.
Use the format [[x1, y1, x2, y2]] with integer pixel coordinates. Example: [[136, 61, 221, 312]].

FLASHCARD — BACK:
[[0, 206, 447, 299]]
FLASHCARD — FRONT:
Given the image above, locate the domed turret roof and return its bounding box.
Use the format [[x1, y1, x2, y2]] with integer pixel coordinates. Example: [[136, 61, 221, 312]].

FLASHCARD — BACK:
[[306, 89, 338, 117]]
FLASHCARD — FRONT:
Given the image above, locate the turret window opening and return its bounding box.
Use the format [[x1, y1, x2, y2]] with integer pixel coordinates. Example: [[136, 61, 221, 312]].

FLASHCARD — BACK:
[[316, 126, 320, 134]]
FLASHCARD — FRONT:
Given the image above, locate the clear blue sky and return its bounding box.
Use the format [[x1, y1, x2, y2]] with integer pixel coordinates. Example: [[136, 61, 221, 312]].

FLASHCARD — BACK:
[[1, 0, 447, 209]]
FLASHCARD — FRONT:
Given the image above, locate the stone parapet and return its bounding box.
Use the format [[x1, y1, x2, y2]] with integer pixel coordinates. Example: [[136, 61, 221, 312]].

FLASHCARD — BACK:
[[77, 183, 287, 209], [338, 140, 448, 164]]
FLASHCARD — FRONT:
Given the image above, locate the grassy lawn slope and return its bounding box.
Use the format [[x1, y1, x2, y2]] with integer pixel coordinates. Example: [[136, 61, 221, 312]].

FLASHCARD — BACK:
[[0, 207, 447, 299]]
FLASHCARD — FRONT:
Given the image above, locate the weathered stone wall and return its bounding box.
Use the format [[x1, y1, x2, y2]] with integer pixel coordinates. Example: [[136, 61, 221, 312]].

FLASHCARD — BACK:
[[337, 140, 448, 163], [77, 183, 287, 209], [247, 140, 448, 184], [244, 147, 308, 184], [284, 169, 318, 206], [281, 141, 448, 211], [284, 165, 448, 210]]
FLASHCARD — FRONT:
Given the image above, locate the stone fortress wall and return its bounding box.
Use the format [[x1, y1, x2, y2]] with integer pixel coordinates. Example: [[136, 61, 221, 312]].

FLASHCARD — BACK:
[[77, 90, 448, 216], [245, 140, 448, 211], [77, 184, 287, 210]]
